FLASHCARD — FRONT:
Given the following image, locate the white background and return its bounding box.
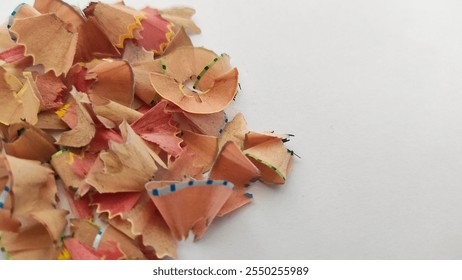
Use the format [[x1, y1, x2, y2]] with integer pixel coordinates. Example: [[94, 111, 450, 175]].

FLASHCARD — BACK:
[[2, 0, 462, 259]]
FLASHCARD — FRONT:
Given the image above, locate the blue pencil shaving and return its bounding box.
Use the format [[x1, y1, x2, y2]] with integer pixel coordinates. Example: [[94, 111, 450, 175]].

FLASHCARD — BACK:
[[149, 179, 234, 197], [92, 226, 108, 249]]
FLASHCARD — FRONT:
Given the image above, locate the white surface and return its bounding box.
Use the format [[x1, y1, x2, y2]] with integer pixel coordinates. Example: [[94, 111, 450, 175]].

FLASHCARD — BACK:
[[2, 0, 462, 259]]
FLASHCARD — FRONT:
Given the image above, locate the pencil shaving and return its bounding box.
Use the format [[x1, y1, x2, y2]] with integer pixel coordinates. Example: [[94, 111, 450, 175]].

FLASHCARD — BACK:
[[0, 0, 296, 260]]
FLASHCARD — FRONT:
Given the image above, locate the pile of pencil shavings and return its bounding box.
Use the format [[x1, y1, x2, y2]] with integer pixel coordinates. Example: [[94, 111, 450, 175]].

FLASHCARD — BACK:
[[0, 0, 295, 260]]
